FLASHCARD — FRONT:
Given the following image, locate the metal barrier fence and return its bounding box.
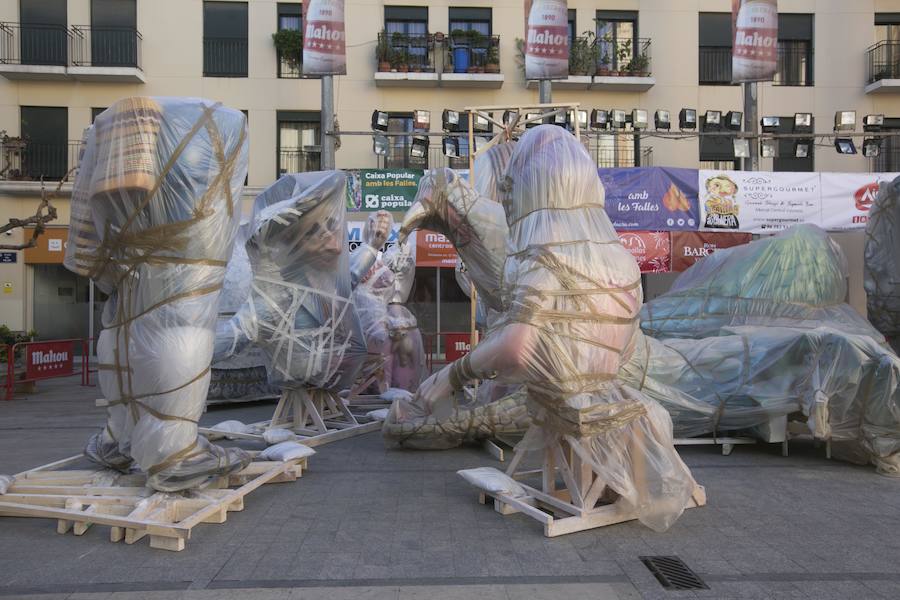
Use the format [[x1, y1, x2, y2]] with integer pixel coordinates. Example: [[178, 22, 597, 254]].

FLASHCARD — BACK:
[[3, 338, 92, 400]]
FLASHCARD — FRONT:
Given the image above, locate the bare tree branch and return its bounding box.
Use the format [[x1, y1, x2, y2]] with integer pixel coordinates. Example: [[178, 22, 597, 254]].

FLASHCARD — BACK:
[[0, 168, 74, 251]]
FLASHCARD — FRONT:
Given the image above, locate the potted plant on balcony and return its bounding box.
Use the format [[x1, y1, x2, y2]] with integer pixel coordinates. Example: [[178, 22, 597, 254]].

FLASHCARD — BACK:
[[0, 132, 28, 181], [596, 53, 611, 76], [392, 48, 410, 73], [467, 30, 486, 73], [376, 32, 393, 72], [632, 51, 650, 76], [485, 41, 500, 74], [272, 28, 304, 71], [617, 41, 632, 76], [515, 37, 526, 76]]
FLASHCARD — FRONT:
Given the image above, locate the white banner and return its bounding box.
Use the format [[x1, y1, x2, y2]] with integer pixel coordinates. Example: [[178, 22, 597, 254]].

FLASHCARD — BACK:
[[698, 170, 821, 233], [819, 173, 900, 231]]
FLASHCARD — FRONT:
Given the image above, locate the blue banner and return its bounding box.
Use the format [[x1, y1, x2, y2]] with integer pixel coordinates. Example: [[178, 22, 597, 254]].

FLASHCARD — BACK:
[[598, 167, 700, 231]]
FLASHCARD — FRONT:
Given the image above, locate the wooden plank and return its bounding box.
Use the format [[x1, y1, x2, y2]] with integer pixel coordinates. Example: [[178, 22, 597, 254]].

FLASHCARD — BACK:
[[16, 455, 85, 476], [297, 420, 380, 448], [484, 440, 504, 462]]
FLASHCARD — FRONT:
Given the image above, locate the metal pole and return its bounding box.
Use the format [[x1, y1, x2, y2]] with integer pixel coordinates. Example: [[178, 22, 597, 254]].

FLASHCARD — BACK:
[[321, 75, 336, 170], [435, 266, 441, 339], [743, 82, 758, 171], [539, 80, 552, 103], [88, 278, 94, 356]]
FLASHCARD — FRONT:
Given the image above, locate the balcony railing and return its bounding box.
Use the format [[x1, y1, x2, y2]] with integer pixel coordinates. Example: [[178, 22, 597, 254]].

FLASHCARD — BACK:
[[587, 136, 652, 168], [1, 139, 84, 181], [445, 34, 500, 74], [568, 37, 652, 77], [203, 37, 248, 77], [868, 40, 900, 84], [70, 25, 142, 68], [277, 47, 302, 78], [376, 32, 435, 73], [278, 148, 321, 176], [0, 22, 68, 66], [699, 46, 732, 85], [773, 42, 812, 86]]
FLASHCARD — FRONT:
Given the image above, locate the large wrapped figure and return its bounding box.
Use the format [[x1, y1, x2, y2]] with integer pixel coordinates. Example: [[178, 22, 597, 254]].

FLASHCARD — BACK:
[[65, 97, 251, 491], [415, 126, 701, 532], [865, 175, 900, 354]]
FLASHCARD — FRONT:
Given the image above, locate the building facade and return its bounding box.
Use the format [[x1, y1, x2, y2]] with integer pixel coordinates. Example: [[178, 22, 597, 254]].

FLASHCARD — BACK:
[[1, 0, 899, 340]]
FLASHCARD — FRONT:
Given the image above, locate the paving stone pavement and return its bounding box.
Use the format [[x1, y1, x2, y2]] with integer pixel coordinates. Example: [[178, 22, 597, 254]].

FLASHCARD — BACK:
[[1, 375, 900, 599]]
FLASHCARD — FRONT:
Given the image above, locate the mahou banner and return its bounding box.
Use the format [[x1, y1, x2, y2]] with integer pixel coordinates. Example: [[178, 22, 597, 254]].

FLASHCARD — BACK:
[[732, 0, 778, 83], [303, 0, 346, 75], [524, 0, 569, 80]]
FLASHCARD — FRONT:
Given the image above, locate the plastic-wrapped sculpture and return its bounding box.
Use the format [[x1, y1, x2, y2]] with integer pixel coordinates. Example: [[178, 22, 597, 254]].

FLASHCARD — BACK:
[[212, 172, 367, 438], [64, 97, 251, 491], [383, 241, 426, 392], [207, 221, 279, 403], [414, 126, 703, 533], [865, 175, 900, 354]]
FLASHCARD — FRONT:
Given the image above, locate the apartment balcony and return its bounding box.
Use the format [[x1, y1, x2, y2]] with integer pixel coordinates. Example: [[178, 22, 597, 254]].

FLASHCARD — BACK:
[[69, 25, 144, 82], [0, 22, 144, 82], [203, 37, 248, 77], [278, 147, 321, 177], [374, 32, 503, 88], [0, 138, 84, 182], [866, 40, 900, 94], [699, 46, 733, 85], [526, 38, 654, 92]]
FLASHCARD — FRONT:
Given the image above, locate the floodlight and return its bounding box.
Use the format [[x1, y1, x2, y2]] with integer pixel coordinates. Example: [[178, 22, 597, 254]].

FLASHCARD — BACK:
[[834, 111, 856, 132], [373, 134, 389, 155], [524, 112, 541, 128], [795, 140, 812, 158], [864, 114, 885, 132], [863, 138, 881, 157], [725, 111, 743, 131], [679, 108, 697, 130], [442, 109, 461, 132], [733, 138, 750, 158], [410, 135, 429, 158], [794, 113, 812, 133], [413, 110, 431, 131], [703, 110, 722, 130], [631, 109, 649, 130], [371, 110, 389, 131], [654, 110, 671, 130], [760, 139, 777, 158], [442, 136, 460, 157], [834, 138, 857, 154], [473, 113, 492, 133], [760, 116, 781, 133], [566, 109, 588, 130], [610, 109, 627, 129], [553, 111, 567, 127], [590, 109, 609, 130]]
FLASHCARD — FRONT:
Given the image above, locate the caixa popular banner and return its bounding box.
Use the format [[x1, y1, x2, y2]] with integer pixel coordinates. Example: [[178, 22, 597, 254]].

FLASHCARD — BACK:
[[599, 167, 700, 231], [303, 0, 347, 75], [25, 341, 75, 380], [732, 0, 778, 83], [346, 169, 423, 212]]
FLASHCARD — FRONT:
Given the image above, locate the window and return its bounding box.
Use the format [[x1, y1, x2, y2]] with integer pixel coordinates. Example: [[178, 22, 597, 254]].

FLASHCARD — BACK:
[[568, 9, 576, 48], [872, 14, 900, 82], [277, 3, 302, 78], [20, 0, 67, 66], [385, 6, 428, 68], [699, 13, 733, 85], [88, 0, 138, 67], [774, 15, 813, 86], [589, 130, 642, 168], [20, 106, 68, 180], [596, 10, 637, 71], [698, 116, 736, 166], [449, 7, 491, 68], [872, 118, 900, 172], [772, 116, 814, 172], [91, 107, 106, 122], [382, 113, 426, 169], [277, 111, 320, 177], [203, 1, 248, 77]]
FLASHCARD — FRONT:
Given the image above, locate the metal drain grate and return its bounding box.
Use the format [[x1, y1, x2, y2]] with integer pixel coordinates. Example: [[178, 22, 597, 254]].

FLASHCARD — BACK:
[[640, 556, 709, 590]]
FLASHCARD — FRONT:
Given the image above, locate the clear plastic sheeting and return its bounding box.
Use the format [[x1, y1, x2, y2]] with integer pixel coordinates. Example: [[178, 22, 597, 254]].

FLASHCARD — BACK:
[[213, 171, 367, 393], [865, 175, 900, 354], [64, 97, 252, 492], [457, 467, 527, 497], [641, 224, 882, 341], [383, 242, 426, 392]]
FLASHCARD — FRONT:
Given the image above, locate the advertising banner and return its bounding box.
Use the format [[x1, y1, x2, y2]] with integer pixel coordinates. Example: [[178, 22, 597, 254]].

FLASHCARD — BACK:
[[444, 333, 472, 362], [348, 169, 423, 212], [698, 170, 820, 233], [599, 167, 700, 231], [302, 0, 347, 75], [617, 231, 671, 273], [25, 340, 75, 380], [732, 0, 778, 83], [671, 231, 753, 272], [819, 173, 900, 231], [346, 220, 401, 253], [524, 0, 569, 80], [415, 229, 459, 268]]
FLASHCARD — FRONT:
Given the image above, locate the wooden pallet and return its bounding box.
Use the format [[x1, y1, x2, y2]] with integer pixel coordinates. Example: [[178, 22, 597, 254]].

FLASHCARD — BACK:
[[0, 454, 307, 551]]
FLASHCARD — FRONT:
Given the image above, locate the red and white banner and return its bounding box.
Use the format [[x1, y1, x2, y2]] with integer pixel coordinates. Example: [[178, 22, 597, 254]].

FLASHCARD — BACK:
[[819, 173, 900, 231], [617, 231, 671, 273], [303, 0, 346, 75], [671, 231, 752, 272], [414, 229, 459, 268], [25, 341, 75, 380], [444, 333, 472, 362], [732, 0, 778, 83], [524, 0, 569, 80]]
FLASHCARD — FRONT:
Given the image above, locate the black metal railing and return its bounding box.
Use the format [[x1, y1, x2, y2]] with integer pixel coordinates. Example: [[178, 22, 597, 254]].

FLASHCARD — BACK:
[[376, 32, 435, 72], [277, 47, 302, 78], [203, 37, 248, 77], [773, 42, 812, 86], [278, 148, 321, 176], [569, 37, 652, 76], [699, 46, 733, 85], [1, 139, 84, 181], [70, 25, 142, 68], [446, 33, 500, 74], [868, 40, 900, 84], [0, 22, 68, 66], [587, 136, 652, 168]]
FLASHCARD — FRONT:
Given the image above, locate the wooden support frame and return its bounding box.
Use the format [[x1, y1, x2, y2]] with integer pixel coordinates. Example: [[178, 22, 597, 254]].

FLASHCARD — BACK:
[[474, 426, 706, 537], [199, 387, 380, 448], [0, 454, 308, 551]]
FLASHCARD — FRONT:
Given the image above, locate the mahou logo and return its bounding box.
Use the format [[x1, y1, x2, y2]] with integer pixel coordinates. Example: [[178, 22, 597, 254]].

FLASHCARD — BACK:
[[854, 182, 880, 212]]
